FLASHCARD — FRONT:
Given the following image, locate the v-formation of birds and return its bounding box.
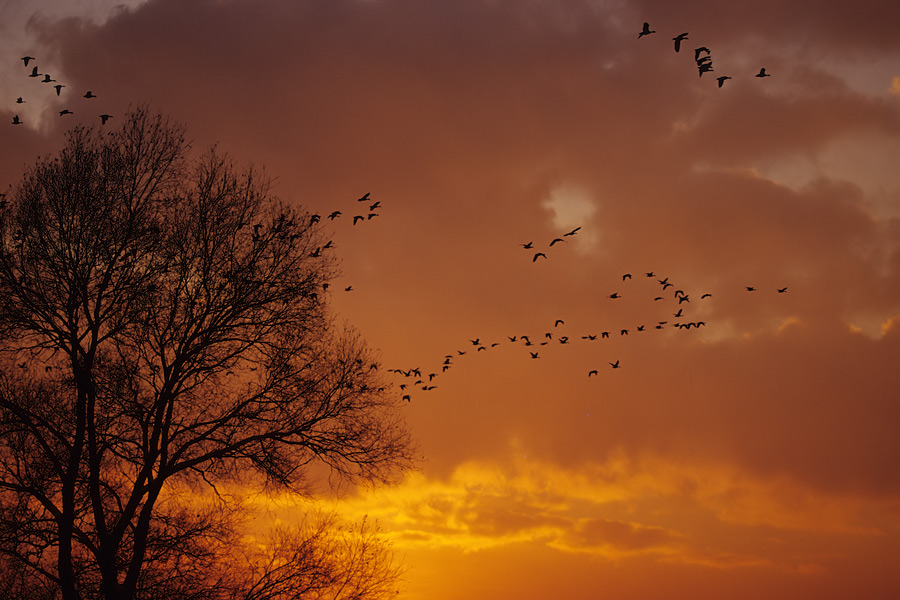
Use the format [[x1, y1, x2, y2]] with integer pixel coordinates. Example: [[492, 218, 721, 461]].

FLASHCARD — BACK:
[[10, 55, 112, 126], [638, 21, 772, 87]]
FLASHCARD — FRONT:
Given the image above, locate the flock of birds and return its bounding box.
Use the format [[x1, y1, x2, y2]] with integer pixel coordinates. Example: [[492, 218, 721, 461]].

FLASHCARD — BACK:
[[6, 21, 785, 405], [9, 55, 112, 126], [386, 224, 789, 401], [638, 21, 772, 87]]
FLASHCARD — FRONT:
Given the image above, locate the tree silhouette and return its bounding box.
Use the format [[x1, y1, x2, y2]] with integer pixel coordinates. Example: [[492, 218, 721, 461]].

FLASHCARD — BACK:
[[0, 107, 413, 600]]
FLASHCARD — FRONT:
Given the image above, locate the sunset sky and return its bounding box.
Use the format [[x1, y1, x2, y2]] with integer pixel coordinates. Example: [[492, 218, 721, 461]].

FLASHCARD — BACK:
[[3, 0, 900, 598]]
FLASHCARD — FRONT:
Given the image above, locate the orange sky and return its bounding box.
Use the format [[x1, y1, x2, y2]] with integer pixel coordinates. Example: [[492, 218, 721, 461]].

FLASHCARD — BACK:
[[3, 1, 900, 598]]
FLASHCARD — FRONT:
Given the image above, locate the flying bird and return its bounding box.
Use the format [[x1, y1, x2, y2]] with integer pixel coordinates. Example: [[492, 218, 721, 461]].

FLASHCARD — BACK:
[[554, 319, 565, 327], [11, 115, 22, 125], [28, 66, 40, 78], [549, 237, 565, 246], [755, 67, 771, 77], [59, 109, 73, 116], [638, 22, 655, 38], [352, 215, 364, 225], [588, 370, 598, 377], [21, 56, 35, 66], [369, 201, 381, 211], [608, 292, 620, 299], [777, 287, 788, 293], [53, 84, 64, 96], [609, 360, 620, 369], [99, 114, 112, 124], [358, 192, 371, 202], [746, 286, 757, 291], [532, 252, 547, 262], [41, 74, 55, 83], [327, 210, 342, 220], [673, 33, 689, 52], [564, 226, 581, 236], [716, 76, 732, 88], [530, 352, 540, 359], [694, 47, 710, 61], [521, 241, 533, 249], [622, 273, 632, 280], [701, 293, 712, 299], [698, 62, 714, 76], [15, 97, 24, 104], [83, 90, 96, 98]]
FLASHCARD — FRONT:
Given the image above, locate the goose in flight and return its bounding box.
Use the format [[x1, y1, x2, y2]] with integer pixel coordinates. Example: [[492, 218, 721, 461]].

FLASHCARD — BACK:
[[588, 369, 598, 377], [358, 192, 370, 202], [716, 75, 732, 88], [638, 22, 655, 38], [28, 66, 40, 77], [564, 226, 581, 236], [549, 237, 565, 246], [99, 114, 113, 124], [777, 287, 788, 293], [746, 286, 757, 291], [609, 360, 620, 369], [16, 97, 24, 104], [41, 74, 56, 83], [693, 47, 710, 61], [53, 84, 64, 96], [532, 252, 547, 262], [59, 109, 73, 116], [83, 90, 96, 98], [11, 115, 22, 125], [522, 241, 534, 249], [673, 33, 689, 52], [755, 67, 771, 77], [21, 56, 35, 66], [327, 210, 342, 220]]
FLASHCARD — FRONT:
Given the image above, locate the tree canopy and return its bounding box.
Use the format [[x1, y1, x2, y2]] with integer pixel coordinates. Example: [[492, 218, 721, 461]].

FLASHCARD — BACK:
[[0, 107, 413, 600]]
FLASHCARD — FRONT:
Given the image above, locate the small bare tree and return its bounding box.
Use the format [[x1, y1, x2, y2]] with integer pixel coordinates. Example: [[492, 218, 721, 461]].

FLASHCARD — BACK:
[[0, 107, 412, 600]]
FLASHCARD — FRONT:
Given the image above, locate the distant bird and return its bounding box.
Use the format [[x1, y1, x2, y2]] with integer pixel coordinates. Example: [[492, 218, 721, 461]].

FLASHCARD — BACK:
[[674, 308, 683, 317], [358, 192, 371, 202], [530, 352, 540, 359], [622, 273, 632, 280], [746, 286, 756, 291], [59, 109, 73, 116], [53, 84, 64, 96], [367, 213, 379, 220], [693, 47, 710, 61], [636, 325, 645, 332], [755, 67, 771, 77], [549, 237, 565, 246], [521, 241, 533, 249], [620, 329, 628, 336], [327, 210, 341, 220], [588, 369, 598, 377], [645, 272, 655, 277], [532, 252, 547, 262], [701, 293, 712, 299], [41, 74, 55, 83], [83, 90, 96, 98], [673, 33, 689, 52], [16, 97, 24, 104], [21, 56, 35, 66], [777, 287, 788, 293], [638, 22, 655, 38], [698, 62, 714, 76], [608, 292, 620, 299], [609, 360, 620, 369], [369, 201, 381, 211], [470, 338, 480, 345], [564, 227, 581, 236], [403, 394, 411, 402], [28, 66, 40, 77], [716, 76, 732, 88], [554, 319, 565, 327], [11, 115, 22, 125], [352, 215, 364, 225], [583, 334, 597, 340], [654, 296, 663, 301], [344, 286, 353, 292], [99, 114, 112, 125], [309, 214, 321, 224], [695, 55, 712, 66]]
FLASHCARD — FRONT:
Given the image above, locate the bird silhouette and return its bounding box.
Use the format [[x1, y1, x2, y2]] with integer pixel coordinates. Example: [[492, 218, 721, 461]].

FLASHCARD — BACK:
[[755, 67, 771, 77], [530, 352, 540, 359], [746, 286, 757, 291], [716, 76, 732, 87], [554, 319, 565, 327], [53, 84, 64, 96], [21, 56, 35, 66], [327, 210, 342, 220], [549, 238, 565, 246], [608, 292, 620, 299], [638, 22, 655, 38], [369, 201, 381, 211], [777, 287, 788, 293], [609, 360, 620, 368], [532, 252, 547, 262], [99, 114, 112, 124], [698, 62, 714, 76], [564, 227, 581, 236], [522, 241, 533, 249], [352, 215, 364, 225], [41, 74, 55, 83], [83, 91, 96, 98], [15, 97, 24, 104], [694, 47, 710, 61], [673, 33, 689, 52], [622, 273, 632, 280], [358, 192, 371, 202], [59, 109, 73, 116], [28, 66, 40, 78], [11, 115, 22, 125]]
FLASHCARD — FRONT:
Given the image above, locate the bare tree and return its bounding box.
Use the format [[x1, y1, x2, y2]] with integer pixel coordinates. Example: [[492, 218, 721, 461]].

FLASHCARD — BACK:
[[0, 107, 413, 600]]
